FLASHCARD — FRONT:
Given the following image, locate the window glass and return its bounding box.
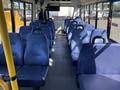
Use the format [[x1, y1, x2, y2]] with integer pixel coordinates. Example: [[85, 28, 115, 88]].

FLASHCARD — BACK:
[[73, 8, 80, 18], [2, 0, 11, 9], [97, 3, 109, 30], [90, 4, 96, 25], [81, 7, 84, 20], [49, 7, 74, 31], [14, 2, 24, 33], [85, 5, 89, 23], [14, 2, 19, 9], [110, 1, 120, 43], [26, 3, 32, 26], [2, 0, 12, 32]]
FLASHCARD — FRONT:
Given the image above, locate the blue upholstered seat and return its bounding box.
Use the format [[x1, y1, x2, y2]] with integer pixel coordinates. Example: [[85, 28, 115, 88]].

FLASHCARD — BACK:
[[24, 33, 49, 65], [0, 33, 24, 75], [77, 43, 120, 90], [19, 26, 32, 47], [17, 66, 49, 87], [17, 32, 49, 87]]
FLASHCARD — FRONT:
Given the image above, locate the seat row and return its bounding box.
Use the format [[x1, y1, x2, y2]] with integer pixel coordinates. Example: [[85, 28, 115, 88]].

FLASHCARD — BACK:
[[64, 16, 108, 65], [0, 18, 55, 89], [64, 17, 120, 90]]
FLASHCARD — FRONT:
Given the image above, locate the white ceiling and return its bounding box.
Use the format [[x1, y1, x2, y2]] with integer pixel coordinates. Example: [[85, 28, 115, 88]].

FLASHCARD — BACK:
[[79, 0, 109, 5]]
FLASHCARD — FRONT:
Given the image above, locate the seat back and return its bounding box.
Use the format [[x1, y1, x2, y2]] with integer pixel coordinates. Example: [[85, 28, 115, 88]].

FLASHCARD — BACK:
[[47, 20, 55, 40], [67, 20, 77, 37], [30, 21, 41, 29], [70, 25, 87, 61], [39, 24, 53, 49], [66, 19, 74, 34], [19, 26, 32, 43], [85, 24, 95, 36], [0, 33, 24, 65], [24, 32, 49, 66], [64, 19, 71, 32], [90, 29, 108, 43]]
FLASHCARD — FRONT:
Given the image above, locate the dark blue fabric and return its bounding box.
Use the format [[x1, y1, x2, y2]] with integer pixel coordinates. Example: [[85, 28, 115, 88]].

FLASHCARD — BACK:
[[19, 26, 32, 46], [70, 25, 86, 44], [78, 43, 120, 90], [67, 20, 77, 35], [17, 66, 49, 87], [19, 26, 32, 40], [39, 24, 53, 49], [24, 33, 49, 66], [30, 21, 41, 29], [77, 43, 120, 74], [9, 33, 24, 65], [47, 20, 55, 40], [0, 44, 6, 65], [66, 19, 74, 34], [0, 66, 21, 75], [64, 19, 71, 32], [0, 33, 24, 65]]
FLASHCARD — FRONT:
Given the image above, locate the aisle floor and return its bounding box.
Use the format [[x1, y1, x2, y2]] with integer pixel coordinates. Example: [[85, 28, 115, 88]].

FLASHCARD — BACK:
[[40, 35, 79, 90]]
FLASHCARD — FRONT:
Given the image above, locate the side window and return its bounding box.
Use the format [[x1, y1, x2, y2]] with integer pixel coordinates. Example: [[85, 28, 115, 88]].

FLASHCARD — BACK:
[[97, 3, 109, 30], [90, 4, 96, 26], [81, 7, 84, 20], [110, 1, 120, 43], [14, 1, 24, 33], [2, 0, 12, 32], [85, 5, 89, 23], [26, 3, 32, 25]]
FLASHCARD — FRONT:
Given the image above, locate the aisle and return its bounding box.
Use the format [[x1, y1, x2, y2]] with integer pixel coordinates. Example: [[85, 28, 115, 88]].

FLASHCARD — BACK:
[[41, 35, 79, 90]]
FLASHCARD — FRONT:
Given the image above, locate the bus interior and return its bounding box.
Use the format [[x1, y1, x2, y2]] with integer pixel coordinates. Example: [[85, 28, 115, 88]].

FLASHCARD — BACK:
[[0, 0, 120, 90]]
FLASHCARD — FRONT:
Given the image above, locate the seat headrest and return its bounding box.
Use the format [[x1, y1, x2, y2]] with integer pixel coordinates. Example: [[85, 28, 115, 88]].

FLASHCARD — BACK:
[[92, 36, 106, 44], [91, 29, 108, 43], [20, 26, 32, 34], [76, 24, 84, 31], [31, 27, 42, 34]]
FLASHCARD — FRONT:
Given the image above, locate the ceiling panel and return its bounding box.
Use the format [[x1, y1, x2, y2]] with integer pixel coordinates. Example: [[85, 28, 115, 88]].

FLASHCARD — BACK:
[[79, 0, 109, 5]]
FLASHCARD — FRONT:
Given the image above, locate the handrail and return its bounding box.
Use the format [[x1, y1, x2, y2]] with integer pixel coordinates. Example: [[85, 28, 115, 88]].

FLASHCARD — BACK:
[[0, 79, 9, 90], [0, 0, 19, 90]]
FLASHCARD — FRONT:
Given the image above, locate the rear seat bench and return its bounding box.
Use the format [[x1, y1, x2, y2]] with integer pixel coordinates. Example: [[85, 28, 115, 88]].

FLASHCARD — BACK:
[[77, 43, 120, 90]]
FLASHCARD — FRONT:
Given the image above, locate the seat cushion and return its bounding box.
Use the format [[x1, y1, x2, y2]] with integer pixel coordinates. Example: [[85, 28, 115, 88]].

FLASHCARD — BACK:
[[79, 74, 120, 90], [17, 66, 49, 87], [0, 66, 22, 75]]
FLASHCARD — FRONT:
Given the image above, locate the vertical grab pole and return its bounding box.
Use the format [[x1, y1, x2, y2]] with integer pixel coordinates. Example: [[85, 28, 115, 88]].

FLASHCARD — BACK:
[[0, 0, 19, 90]]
